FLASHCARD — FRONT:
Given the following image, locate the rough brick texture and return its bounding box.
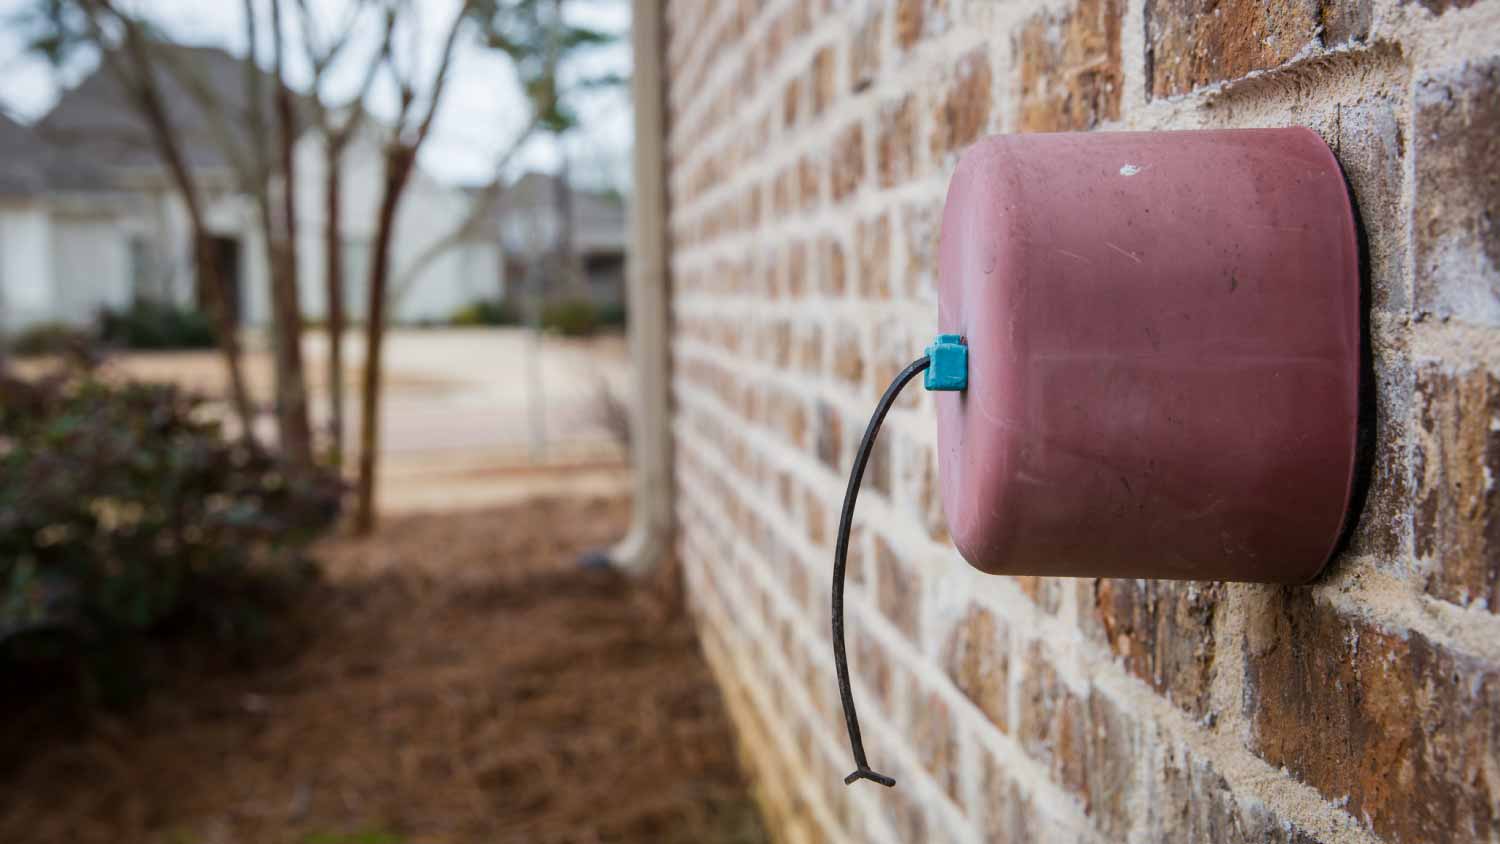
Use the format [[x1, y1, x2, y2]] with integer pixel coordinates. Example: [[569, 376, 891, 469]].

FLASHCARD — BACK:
[[664, 0, 1500, 841]]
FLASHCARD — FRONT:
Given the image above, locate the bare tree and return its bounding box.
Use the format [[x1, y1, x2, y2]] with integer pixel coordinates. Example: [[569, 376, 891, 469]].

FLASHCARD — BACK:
[[105, 0, 316, 467], [387, 112, 541, 304], [37, 0, 317, 465], [389, 0, 620, 307], [59, 1, 261, 444], [265, 0, 315, 465], [352, 0, 472, 534], [294, 0, 388, 469]]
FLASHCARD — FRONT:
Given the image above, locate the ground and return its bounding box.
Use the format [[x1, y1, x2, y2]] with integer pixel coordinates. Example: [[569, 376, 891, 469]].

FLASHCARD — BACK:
[[0, 496, 767, 844]]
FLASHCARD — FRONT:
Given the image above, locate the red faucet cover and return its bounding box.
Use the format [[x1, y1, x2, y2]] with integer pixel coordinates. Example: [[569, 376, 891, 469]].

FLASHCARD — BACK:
[[935, 128, 1360, 583]]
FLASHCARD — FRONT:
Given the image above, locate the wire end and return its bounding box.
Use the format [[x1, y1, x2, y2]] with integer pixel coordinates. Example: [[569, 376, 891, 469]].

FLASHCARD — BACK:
[[844, 768, 897, 788]]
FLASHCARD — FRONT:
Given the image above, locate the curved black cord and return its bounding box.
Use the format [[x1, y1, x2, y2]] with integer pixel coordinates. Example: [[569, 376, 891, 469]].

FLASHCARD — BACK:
[[833, 355, 930, 788]]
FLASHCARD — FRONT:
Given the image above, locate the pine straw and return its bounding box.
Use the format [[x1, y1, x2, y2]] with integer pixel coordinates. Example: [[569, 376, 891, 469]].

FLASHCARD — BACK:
[[0, 497, 766, 844]]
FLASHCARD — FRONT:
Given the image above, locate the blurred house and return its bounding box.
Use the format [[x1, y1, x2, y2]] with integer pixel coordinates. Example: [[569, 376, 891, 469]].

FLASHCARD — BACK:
[[0, 45, 499, 334], [0, 111, 132, 331], [484, 171, 627, 310]]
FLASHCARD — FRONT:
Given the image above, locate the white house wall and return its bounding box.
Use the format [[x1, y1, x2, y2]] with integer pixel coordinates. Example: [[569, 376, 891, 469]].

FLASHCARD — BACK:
[[49, 211, 129, 324], [3, 129, 495, 334], [294, 129, 503, 325], [0, 203, 56, 331]]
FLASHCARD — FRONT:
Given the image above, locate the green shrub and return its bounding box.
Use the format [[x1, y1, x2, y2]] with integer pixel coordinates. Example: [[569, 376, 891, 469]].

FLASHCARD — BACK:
[[0, 366, 341, 697], [9, 322, 95, 358], [598, 302, 627, 329], [450, 298, 520, 327], [541, 299, 600, 337], [98, 301, 218, 350]]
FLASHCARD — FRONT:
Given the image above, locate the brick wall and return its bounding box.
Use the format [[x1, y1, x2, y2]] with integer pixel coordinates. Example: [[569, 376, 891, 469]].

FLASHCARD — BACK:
[[660, 0, 1500, 841]]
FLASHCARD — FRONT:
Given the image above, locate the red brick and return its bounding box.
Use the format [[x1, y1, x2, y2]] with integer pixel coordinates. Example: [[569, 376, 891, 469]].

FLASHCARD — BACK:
[[815, 400, 842, 470], [852, 627, 893, 712], [819, 236, 847, 297], [876, 535, 920, 642], [1145, 0, 1320, 97], [1158, 739, 1323, 844], [810, 46, 836, 116], [1082, 690, 1138, 839], [770, 170, 791, 218], [871, 324, 920, 409], [1414, 364, 1500, 611], [772, 320, 794, 368], [908, 444, 949, 543], [849, 10, 882, 93], [895, 0, 949, 49], [944, 604, 1010, 731], [785, 554, 810, 612], [797, 156, 821, 211], [1246, 588, 1500, 843], [875, 761, 929, 841], [1321, 0, 1373, 44], [1015, 644, 1091, 805], [894, 0, 923, 49], [910, 687, 959, 801], [830, 322, 864, 388], [787, 240, 809, 298], [1013, 576, 1062, 613], [868, 426, 893, 498], [1410, 0, 1480, 15], [1015, 646, 1061, 756], [1413, 59, 1500, 326], [982, 761, 1041, 842], [831, 121, 867, 202], [1344, 353, 1412, 560], [795, 323, 822, 372], [877, 95, 918, 187], [1016, 0, 1123, 132], [847, 525, 869, 588], [1335, 97, 1408, 316], [804, 486, 827, 547], [901, 198, 943, 298], [1093, 579, 1220, 715], [930, 50, 992, 159], [855, 214, 891, 299]]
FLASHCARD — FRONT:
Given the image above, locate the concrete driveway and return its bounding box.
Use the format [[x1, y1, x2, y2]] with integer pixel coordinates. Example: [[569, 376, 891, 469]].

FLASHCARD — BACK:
[[105, 327, 635, 514]]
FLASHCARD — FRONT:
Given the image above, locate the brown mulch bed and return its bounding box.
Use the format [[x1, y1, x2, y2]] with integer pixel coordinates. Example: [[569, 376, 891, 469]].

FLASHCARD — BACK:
[[0, 497, 766, 844]]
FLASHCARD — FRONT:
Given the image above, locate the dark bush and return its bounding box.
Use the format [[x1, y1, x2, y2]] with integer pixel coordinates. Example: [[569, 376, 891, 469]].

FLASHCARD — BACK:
[[541, 299, 600, 337], [0, 365, 341, 697], [450, 298, 520, 327], [9, 322, 96, 359], [598, 302, 627, 329], [98, 301, 218, 350]]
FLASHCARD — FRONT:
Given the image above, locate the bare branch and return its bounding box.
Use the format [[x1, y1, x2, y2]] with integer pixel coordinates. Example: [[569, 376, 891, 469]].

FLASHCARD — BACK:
[[328, 6, 394, 146], [238, 0, 273, 195], [390, 109, 542, 303], [408, 0, 473, 147], [298, 0, 367, 90], [81, 1, 207, 218]]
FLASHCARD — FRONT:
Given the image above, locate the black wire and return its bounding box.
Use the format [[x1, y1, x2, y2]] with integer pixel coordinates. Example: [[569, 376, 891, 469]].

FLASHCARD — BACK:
[[832, 354, 930, 788]]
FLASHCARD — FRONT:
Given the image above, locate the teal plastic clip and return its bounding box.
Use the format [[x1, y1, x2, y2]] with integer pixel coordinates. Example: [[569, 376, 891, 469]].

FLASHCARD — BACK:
[[924, 334, 967, 391]]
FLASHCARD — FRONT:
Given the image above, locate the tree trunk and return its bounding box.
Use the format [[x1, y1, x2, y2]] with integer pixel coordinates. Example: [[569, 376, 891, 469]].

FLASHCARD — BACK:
[[354, 146, 418, 535], [259, 199, 313, 466], [95, 25, 258, 445], [194, 233, 257, 442], [324, 141, 346, 468], [552, 157, 584, 300], [267, 78, 313, 467]]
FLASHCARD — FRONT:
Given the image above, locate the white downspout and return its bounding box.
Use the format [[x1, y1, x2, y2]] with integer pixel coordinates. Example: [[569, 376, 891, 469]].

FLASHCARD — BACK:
[[606, 0, 672, 574]]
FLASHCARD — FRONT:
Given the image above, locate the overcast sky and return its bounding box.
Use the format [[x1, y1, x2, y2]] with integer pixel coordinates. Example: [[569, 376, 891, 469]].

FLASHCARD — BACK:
[[0, 0, 633, 192]]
